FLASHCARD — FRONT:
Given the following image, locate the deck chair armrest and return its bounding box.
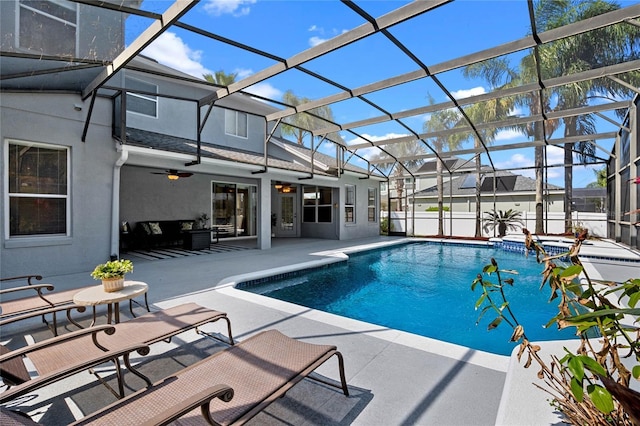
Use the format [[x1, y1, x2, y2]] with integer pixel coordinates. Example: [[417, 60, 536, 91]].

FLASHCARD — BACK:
[[0, 284, 55, 297], [0, 324, 115, 363], [142, 384, 234, 426], [0, 304, 85, 328], [0, 275, 43, 285], [0, 343, 150, 404]]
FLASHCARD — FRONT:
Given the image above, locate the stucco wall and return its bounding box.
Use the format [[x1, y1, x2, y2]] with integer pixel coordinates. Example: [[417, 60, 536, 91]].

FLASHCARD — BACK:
[[1, 92, 118, 277], [119, 166, 259, 228]]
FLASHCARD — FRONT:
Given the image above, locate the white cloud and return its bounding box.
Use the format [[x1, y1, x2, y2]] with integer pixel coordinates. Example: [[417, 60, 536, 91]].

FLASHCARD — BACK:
[[203, 0, 255, 17], [494, 129, 523, 141], [309, 36, 328, 47], [345, 133, 411, 160], [451, 86, 486, 99], [307, 25, 347, 47], [495, 149, 563, 180], [244, 82, 282, 99], [142, 32, 212, 78]]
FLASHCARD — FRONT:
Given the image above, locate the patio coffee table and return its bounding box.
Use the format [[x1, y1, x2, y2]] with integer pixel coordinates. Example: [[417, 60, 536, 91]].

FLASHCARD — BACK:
[[73, 281, 149, 325]]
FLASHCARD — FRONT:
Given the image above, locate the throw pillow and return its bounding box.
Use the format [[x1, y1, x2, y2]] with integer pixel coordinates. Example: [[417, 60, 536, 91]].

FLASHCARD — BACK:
[[140, 223, 151, 235], [149, 222, 163, 235], [180, 221, 193, 231]]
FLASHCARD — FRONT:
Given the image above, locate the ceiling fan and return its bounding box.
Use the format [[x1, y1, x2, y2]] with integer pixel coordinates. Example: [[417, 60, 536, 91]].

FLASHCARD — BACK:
[[152, 169, 193, 180]]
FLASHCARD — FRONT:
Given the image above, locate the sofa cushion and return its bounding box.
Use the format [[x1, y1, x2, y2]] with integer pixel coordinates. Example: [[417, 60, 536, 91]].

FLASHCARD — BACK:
[[149, 222, 163, 235], [140, 222, 151, 235], [180, 221, 194, 231]]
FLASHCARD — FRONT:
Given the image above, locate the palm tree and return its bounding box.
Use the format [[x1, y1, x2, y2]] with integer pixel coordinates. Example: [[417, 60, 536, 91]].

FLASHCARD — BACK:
[[537, 0, 640, 233], [482, 209, 524, 237], [203, 70, 238, 86], [423, 98, 464, 235], [280, 90, 342, 146], [464, 55, 559, 235], [370, 142, 426, 212]]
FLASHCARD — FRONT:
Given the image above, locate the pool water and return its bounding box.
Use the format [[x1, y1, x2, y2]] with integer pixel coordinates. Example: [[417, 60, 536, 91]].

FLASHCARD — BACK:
[[241, 243, 578, 355]]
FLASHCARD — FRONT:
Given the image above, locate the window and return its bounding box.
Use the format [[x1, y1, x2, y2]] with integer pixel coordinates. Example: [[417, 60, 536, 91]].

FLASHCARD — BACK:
[[225, 110, 248, 138], [126, 77, 158, 117], [345, 185, 355, 223], [303, 186, 332, 223], [368, 188, 377, 222], [7, 140, 69, 236], [18, 0, 77, 56]]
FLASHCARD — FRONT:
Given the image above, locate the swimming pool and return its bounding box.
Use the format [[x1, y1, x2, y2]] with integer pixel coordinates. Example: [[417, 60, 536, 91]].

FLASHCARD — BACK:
[[239, 242, 578, 356]]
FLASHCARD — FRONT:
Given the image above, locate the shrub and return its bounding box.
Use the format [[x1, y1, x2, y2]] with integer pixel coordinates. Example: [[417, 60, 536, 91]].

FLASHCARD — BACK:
[[472, 230, 640, 423]]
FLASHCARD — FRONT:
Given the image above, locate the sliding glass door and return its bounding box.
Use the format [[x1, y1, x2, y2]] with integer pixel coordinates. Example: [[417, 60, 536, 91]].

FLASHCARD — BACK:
[[212, 182, 256, 238]]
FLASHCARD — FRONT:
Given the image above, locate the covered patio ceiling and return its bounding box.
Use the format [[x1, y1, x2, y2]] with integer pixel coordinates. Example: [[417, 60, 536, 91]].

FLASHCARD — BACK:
[[2, 0, 639, 182]]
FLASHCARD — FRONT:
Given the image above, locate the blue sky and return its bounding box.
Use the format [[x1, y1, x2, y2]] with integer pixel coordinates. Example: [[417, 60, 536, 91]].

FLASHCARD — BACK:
[[128, 0, 635, 188]]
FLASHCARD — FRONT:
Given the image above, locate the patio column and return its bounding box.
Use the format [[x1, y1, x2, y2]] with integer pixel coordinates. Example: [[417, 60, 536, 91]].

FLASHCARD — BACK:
[[258, 177, 272, 250]]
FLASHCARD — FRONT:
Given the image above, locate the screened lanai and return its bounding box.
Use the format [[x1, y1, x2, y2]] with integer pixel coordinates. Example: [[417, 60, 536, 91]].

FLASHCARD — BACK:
[[2, 0, 639, 247]]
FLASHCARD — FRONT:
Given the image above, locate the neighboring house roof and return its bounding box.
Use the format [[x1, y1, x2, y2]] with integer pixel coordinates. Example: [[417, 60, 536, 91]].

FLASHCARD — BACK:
[[572, 187, 606, 198], [123, 128, 375, 177], [413, 157, 475, 175], [412, 169, 563, 197]]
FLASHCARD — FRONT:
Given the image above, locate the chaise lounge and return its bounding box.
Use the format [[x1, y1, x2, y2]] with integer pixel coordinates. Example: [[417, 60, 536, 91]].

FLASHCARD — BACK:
[[71, 329, 349, 425], [0, 303, 233, 403], [0, 275, 91, 336]]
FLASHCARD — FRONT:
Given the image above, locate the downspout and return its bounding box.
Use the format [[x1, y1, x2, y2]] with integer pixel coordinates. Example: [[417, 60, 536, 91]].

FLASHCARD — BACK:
[[111, 147, 129, 259]]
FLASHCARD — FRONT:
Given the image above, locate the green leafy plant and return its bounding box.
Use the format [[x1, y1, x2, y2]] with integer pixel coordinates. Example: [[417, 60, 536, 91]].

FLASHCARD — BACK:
[[380, 217, 394, 234], [482, 209, 523, 237], [90, 259, 134, 280], [472, 230, 640, 424]]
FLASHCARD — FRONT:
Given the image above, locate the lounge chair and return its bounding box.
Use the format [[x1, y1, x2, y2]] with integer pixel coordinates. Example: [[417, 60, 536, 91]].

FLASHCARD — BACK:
[[0, 274, 90, 336], [71, 329, 348, 426], [0, 303, 233, 403]]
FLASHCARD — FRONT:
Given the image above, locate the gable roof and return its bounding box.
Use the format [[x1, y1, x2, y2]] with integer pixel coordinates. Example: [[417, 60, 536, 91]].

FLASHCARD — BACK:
[[413, 169, 563, 197]]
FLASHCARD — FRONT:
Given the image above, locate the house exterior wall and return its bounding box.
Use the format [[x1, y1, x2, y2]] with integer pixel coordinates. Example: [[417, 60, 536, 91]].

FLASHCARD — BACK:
[[119, 166, 260, 227], [412, 192, 564, 213], [1, 92, 118, 277], [0, 0, 126, 60], [122, 68, 273, 153]]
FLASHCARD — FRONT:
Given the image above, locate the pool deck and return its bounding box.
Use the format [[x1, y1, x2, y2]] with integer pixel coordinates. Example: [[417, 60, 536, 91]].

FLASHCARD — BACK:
[[2, 236, 639, 425]]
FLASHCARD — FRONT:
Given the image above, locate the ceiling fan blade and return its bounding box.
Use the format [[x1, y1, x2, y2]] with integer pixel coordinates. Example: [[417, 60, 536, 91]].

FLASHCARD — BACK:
[[177, 173, 193, 177]]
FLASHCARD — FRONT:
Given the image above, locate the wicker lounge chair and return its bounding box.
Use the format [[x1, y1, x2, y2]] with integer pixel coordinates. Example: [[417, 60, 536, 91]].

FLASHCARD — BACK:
[[71, 329, 348, 426], [0, 275, 90, 336], [0, 303, 233, 403]]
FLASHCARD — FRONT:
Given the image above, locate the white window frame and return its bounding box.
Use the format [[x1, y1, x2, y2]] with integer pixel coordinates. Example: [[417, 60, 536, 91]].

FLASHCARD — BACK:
[[5, 139, 71, 239], [345, 184, 355, 224], [126, 76, 158, 118], [368, 187, 377, 222], [17, 0, 78, 56], [225, 110, 248, 138]]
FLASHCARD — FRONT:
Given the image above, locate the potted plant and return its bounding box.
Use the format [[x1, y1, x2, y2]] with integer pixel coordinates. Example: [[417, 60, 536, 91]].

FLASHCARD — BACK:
[[482, 209, 523, 237], [90, 259, 134, 292]]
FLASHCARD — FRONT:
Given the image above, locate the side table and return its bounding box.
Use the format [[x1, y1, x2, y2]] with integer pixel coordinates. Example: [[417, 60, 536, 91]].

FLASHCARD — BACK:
[[73, 281, 149, 325], [183, 229, 211, 250]]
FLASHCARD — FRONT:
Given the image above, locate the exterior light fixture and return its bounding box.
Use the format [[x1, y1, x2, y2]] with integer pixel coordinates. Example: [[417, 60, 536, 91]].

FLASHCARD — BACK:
[[282, 186, 291, 193], [274, 183, 283, 189], [167, 173, 180, 180]]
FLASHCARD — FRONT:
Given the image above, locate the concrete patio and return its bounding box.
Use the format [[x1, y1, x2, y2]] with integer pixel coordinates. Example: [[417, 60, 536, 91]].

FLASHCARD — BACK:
[[2, 236, 638, 425]]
